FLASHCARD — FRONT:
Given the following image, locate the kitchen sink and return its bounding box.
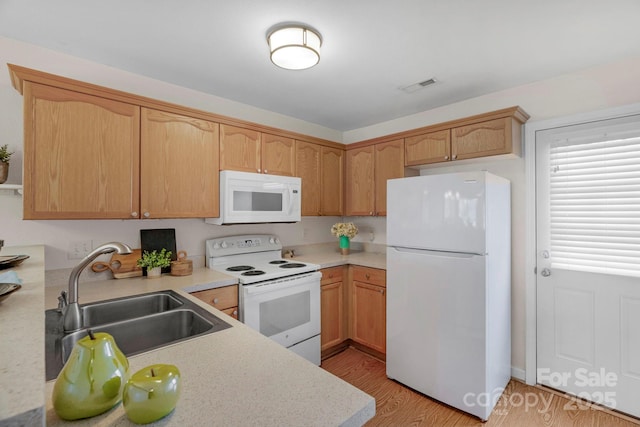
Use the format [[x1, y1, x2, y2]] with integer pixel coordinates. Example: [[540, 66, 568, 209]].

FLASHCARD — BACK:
[[45, 290, 231, 380], [81, 291, 184, 327]]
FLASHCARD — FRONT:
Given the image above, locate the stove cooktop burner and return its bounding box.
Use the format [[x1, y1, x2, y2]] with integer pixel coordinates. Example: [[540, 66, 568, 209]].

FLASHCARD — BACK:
[[279, 263, 306, 269], [269, 260, 288, 265], [226, 265, 255, 272], [242, 270, 266, 276]]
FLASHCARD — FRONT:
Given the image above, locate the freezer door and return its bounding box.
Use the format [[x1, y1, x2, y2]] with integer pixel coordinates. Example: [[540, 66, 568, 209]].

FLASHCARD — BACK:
[[387, 172, 487, 254], [386, 246, 496, 420]]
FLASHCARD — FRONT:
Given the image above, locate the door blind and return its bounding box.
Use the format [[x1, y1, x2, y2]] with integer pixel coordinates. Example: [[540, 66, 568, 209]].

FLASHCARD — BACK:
[[549, 133, 640, 277]]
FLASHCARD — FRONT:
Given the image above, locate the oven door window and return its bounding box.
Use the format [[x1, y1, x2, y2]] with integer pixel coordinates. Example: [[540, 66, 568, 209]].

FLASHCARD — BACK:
[[259, 291, 310, 336], [233, 191, 283, 212]]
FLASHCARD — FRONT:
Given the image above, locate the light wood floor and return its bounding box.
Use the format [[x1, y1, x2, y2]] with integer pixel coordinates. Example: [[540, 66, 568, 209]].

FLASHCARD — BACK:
[[321, 348, 639, 426]]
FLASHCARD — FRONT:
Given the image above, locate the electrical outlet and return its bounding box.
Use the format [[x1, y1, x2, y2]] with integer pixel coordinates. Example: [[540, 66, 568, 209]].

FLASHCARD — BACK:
[[68, 240, 93, 260]]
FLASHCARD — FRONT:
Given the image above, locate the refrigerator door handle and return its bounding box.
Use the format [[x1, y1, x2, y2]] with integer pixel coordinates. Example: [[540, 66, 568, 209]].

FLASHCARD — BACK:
[[390, 246, 484, 258]]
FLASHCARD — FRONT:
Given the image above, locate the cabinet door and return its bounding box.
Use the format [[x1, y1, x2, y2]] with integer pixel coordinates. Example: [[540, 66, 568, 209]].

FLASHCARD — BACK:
[[352, 281, 386, 354], [320, 146, 344, 216], [295, 141, 321, 215], [346, 146, 374, 216], [262, 133, 295, 176], [141, 108, 219, 218], [451, 117, 512, 160], [321, 281, 344, 351], [374, 139, 404, 216], [190, 285, 239, 311], [404, 129, 451, 166], [219, 124, 261, 173], [23, 82, 140, 219]]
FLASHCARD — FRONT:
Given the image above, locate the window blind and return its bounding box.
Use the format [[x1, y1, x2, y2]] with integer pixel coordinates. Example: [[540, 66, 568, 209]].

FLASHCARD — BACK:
[[549, 135, 640, 277]]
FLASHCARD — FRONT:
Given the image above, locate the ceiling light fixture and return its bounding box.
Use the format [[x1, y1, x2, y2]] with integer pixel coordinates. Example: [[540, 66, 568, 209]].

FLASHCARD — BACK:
[[267, 25, 322, 70]]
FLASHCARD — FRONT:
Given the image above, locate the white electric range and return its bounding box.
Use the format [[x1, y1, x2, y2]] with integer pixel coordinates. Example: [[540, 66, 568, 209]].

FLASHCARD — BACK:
[[206, 235, 321, 365]]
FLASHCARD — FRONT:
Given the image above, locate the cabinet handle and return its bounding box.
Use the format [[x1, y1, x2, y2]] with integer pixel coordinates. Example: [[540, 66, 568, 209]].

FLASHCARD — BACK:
[[257, 168, 261, 173], [131, 211, 138, 217], [444, 155, 449, 160], [233, 309, 238, 316], [365, 274, 370, 280], [264, 169, 268, 174], [329, 274, 333, 278], [143, 211, 150, 218], [213, 298, 219, 304], [452, 154, 458, 160], [380, 289, 385, 295], [369, 211, 373, 216]]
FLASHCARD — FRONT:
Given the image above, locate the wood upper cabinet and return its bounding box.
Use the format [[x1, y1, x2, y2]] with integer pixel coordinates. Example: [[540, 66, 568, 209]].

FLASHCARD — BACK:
[[219, 125, 295, 176], [403, 108, 528, 167], [373, 139, 404, 216], [296, 141, 344, 216], [141, 108, 220, 218], [350, 266, 386, 354], [405, 129, 451, 166], [320, 266, 345, 352], [346, 139, 403, 216], [321, 146, 344, 216], [261, 133, 295, 176], [23, 82, 140, 219], [451, 117, 518, 160], [345, 146, 374, 216], [219, 124, 261, 173]]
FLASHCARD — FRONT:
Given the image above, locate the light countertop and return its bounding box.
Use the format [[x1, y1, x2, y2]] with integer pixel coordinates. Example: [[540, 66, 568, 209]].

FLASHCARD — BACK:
[[288, 244, 387, 271], [0, 245, 46, 426], [2, 245, 376, 427]]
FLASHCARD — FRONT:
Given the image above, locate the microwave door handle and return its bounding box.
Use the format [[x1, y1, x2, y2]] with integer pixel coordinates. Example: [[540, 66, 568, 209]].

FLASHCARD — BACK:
[[287, 186, 294, 215]]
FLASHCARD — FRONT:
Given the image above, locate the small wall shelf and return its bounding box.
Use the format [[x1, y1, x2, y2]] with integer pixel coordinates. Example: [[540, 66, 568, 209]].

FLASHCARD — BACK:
[[0, 184, 23, 196]]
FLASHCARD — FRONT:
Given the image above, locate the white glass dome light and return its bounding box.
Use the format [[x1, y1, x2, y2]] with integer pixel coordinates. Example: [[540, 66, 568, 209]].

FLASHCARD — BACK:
[[268, 26, 322, 70]]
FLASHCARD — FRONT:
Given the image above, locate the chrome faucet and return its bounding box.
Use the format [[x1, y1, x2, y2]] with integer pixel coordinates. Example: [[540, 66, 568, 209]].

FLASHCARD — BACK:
[[61, 241, 132, 332]]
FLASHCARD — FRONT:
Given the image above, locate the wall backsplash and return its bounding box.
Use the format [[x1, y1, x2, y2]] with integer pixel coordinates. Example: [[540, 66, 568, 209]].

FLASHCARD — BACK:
[[1, 188, 389, 272]]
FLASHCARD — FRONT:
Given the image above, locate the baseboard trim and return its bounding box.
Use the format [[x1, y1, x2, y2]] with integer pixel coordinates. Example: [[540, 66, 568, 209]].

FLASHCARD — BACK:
[[511, 366, 526, 381]]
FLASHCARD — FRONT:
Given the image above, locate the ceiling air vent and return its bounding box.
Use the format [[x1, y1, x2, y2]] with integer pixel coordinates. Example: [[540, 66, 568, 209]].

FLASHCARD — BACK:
[[401, 77, 437, 93]]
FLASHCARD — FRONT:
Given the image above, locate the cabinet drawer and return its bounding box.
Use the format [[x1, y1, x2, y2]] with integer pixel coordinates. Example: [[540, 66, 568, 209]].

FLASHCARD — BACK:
[[191, 285, 238, 311], [221, 306, 239, 319], [351, 266, 386, 287], [321, 266, 344, 285]]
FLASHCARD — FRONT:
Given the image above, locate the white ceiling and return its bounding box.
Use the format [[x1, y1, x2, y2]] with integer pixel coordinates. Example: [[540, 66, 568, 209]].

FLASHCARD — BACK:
[[1, 0, 640, 131]]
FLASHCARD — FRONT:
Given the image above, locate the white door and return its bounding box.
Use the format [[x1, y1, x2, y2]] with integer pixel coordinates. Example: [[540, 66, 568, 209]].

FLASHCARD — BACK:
[[536, 114, 640, 417]]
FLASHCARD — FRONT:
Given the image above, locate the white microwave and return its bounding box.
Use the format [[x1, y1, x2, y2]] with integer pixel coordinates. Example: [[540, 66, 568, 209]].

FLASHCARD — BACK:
[[205, 171, 301, 225]]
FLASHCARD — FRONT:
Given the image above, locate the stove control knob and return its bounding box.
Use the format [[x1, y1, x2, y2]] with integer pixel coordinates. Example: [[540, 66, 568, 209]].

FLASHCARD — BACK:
[[221, 241, 228, 249], [213, 243, 220, 249], [275, 238, 280, 244], [269, 237, 276, 244]]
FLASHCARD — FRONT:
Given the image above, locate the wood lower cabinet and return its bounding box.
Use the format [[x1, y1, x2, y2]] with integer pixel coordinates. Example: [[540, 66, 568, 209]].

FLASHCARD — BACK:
[[350, 266, 386, 355], [141, 108, 219, 218], [320, 266, 346, 352], [190, 285, 239, 319], [296, 141, 344, 216], [23, 82, 141, 219], [346, 139, 403, 216]]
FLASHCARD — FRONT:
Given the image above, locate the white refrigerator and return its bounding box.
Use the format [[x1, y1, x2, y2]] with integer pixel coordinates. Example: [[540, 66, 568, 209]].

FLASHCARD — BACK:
[[386, 171, 511, 421]]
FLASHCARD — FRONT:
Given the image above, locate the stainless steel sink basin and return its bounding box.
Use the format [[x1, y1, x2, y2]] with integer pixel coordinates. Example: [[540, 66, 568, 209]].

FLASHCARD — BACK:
[[81, 292, 183, 327], [45, 290, 231, 380]]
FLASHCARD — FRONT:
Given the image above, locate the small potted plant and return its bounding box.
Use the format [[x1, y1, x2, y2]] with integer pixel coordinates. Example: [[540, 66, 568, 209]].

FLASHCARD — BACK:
[[137, 248, 172, 278], [0, 144, 14, 184]]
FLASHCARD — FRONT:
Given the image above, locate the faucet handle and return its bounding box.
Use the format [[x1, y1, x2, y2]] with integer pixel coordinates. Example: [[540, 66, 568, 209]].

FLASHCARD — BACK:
[[58, 290, 68, 310]]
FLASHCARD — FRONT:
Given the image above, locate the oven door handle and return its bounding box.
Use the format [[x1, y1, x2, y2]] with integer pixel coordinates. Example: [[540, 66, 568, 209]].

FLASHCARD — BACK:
[[245, 274, 318, 295]]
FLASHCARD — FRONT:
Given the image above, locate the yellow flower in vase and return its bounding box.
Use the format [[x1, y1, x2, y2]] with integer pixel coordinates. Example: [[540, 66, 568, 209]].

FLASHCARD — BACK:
[[331, 222, 358, 255]]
